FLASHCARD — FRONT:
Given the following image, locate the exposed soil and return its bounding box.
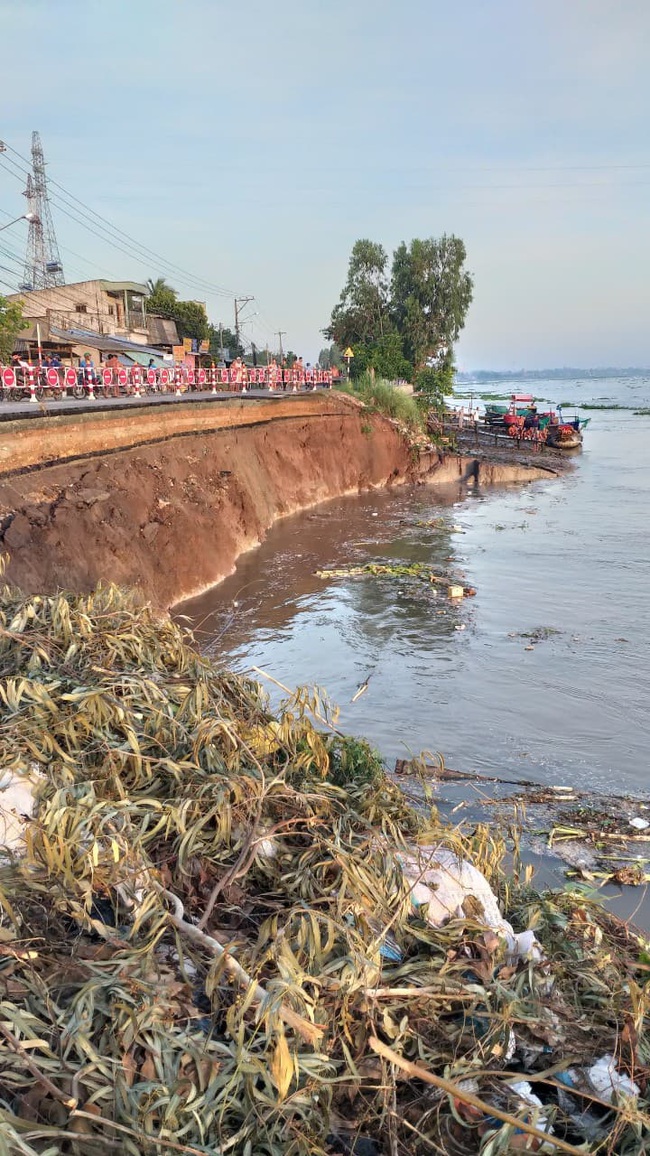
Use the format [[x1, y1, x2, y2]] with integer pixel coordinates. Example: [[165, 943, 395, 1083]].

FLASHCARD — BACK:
[[0, 400, 555, 608], [0, 409, 414, 606]]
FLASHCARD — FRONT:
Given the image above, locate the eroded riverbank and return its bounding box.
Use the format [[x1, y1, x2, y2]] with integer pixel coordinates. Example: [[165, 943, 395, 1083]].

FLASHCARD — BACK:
[[0, 395, 554, 605]]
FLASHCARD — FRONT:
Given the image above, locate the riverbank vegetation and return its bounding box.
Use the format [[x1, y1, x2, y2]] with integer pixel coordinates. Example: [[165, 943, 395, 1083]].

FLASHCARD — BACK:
[[1, 580, 649, 1154], [325, 236, 473, 406], [336, 373, 424, 428]]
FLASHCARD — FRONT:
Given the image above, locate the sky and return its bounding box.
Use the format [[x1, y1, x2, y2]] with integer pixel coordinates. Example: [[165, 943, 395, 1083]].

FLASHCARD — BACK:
[[1, 0, 649, 369]]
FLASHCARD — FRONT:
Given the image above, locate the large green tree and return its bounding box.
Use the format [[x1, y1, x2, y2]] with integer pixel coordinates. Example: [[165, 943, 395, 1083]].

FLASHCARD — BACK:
[[326, 239, 390, 348], [146, 278, 209, 343], [172, 300, 209, 343], [325, 235, 473, 388], [0, 295, 24, 363], [391, 235, 473, 370]]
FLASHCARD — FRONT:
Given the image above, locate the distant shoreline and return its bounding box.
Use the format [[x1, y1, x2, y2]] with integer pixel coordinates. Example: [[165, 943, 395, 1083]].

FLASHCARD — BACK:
[[457, 366, 650, 384]]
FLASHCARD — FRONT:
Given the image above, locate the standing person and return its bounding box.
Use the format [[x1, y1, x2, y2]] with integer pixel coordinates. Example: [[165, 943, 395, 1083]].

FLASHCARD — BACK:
[[78, 351, 96, 384], [106, 353, 121, 396], [472, 405, 480, 443], [268, 356, 278, 391], [458, 405, 465, 430]]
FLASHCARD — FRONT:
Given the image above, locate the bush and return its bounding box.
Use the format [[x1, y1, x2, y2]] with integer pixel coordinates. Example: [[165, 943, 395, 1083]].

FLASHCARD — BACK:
[[354, 374, 423, 428], [414, 362, 454, 412]]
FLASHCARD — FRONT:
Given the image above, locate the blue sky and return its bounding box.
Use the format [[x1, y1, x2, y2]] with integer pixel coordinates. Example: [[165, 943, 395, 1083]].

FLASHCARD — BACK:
[[1, 0, 648, 368]]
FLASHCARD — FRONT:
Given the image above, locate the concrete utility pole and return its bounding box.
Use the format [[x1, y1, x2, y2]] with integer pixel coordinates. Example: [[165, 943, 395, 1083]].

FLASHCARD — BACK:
[[234, 296, 254, 349], [276, 330, 286, 365]]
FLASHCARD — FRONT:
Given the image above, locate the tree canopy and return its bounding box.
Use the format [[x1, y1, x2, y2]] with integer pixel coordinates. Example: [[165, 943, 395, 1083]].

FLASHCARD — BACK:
[[146, 278, 209, 343], [326, 240, 390, 349], [0, 295, 25, 363], [391, 235, 473, 371], [325, 235, 473, 395]]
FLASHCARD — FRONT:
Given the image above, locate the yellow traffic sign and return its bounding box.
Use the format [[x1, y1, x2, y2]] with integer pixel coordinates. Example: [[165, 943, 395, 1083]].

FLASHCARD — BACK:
[[343, 347, 355, 358]]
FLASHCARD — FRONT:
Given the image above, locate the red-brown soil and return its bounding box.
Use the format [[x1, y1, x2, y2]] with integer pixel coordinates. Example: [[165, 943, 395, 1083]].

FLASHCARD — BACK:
[[0, 396, 553, 607]]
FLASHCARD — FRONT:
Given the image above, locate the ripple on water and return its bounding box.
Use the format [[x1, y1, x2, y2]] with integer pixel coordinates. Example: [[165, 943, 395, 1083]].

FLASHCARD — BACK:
[[179, 379, 650, 799]]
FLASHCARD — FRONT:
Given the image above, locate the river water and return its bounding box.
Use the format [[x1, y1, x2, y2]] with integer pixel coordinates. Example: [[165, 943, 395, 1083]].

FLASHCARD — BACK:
[[179, 377, 650, 800]]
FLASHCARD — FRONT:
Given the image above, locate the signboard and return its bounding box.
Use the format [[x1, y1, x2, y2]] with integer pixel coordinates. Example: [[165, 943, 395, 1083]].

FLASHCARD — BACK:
[[343, 347, 355, 358], [173, 345, 185, 362], [183, 337, 193, 353], [199, 339, 210, 353]]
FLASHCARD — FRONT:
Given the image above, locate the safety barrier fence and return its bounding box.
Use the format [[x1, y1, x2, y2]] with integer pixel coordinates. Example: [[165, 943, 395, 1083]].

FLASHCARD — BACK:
[[0, 365, 334, 403]]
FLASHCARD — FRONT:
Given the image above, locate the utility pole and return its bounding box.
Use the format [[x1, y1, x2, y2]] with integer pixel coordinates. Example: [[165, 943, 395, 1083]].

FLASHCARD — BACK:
[[276, 330, 286, 365], [234, 296, 254, 350]]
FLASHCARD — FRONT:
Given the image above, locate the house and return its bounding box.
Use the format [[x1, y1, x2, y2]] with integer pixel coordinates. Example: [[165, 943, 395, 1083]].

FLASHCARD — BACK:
[[9, 279, 179, 362]]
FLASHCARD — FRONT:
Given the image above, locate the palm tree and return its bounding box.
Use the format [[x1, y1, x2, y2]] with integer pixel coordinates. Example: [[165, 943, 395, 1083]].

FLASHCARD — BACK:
[[146, 277, 175, 297]]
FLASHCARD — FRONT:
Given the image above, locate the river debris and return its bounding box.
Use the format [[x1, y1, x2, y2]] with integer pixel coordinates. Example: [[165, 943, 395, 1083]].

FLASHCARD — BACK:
[[1, 582, 650, 1154], [396, 757, 650, 888], [316, 560, 476, 598], [351, 672, 373, 703]]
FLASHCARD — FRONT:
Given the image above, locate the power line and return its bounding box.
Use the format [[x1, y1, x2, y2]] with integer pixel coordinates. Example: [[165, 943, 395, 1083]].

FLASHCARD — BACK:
[[1, 140, 239, 300]]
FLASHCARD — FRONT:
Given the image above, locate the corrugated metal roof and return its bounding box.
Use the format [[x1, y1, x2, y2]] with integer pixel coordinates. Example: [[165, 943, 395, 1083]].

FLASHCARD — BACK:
[[49, 326, 163, 357], [99, 280, 149, 296], [147, 315, 179, 346]]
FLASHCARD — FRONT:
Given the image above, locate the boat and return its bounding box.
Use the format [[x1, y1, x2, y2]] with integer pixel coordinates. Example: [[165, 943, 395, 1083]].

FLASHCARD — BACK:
[[484, 394, 535, 426], [546, 423, 583, 450]]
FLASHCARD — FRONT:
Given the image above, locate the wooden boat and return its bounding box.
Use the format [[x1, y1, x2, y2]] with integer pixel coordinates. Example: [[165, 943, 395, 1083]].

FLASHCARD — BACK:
[[546, 423, 583, 449], [485, 394, 535, 426]]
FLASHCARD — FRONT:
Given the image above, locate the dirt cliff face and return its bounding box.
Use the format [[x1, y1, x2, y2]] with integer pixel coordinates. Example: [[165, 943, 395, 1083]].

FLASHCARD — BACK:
[[0, 408, 420, 606]]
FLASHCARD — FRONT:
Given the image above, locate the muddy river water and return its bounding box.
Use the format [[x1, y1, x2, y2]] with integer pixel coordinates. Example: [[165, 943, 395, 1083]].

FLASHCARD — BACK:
[[180, 378, 650, 802]]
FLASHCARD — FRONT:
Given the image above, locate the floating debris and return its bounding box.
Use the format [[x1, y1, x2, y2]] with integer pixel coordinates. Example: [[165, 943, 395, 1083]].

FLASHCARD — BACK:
[[316, 560, 476, 597]]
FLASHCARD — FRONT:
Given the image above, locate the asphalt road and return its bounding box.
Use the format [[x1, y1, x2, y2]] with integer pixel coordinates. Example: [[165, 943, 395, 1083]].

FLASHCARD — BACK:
[[0, 386, 330, 422]]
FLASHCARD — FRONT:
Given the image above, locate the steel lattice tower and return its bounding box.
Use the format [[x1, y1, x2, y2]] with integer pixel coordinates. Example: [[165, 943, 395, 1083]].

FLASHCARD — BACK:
[[21, 131, 65, 290]]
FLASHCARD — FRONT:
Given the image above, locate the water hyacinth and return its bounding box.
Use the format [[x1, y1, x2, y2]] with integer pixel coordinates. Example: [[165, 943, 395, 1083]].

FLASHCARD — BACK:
[[0, 576, 648, 1154]]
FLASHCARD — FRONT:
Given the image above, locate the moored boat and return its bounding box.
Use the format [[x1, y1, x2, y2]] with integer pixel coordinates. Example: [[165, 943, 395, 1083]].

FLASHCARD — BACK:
[[546, 423, 583, 449]]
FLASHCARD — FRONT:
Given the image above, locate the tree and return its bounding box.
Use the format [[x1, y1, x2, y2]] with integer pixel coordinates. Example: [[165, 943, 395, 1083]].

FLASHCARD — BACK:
[[147, 276, 174, 296], [318, 343, 343, 370], [146, 278, 178, 318], [326, 239, 390, 348], [414, 355, 456, 412], [391, 235, 473, 370], [208, 324, 243, 361], [367, 333, 412, 382], [145, 277, 209, 343], [325, 236, 473, 392], [172, 300, 209, 343], [0, 295, 25, 363]]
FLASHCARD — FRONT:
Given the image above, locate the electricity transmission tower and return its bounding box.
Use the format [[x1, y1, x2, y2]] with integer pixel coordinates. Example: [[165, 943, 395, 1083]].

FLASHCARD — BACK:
[[21, 131, 65, 291]]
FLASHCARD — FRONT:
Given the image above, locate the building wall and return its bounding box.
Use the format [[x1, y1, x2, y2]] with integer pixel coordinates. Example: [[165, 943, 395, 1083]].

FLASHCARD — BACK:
[[9, 281, 148, 344]]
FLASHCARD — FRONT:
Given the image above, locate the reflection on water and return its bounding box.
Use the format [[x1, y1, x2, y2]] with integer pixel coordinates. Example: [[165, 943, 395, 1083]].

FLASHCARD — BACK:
[[178, 378, 650, 801]]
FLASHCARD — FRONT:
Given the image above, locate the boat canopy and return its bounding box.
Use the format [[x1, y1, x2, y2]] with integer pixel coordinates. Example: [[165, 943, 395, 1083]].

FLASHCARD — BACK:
[[511, 393, 534, 403]]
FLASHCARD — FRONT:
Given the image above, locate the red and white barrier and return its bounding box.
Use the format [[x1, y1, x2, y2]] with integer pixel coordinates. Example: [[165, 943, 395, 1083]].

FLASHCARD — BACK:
[[26, 365, 38, 403], [2, 367, 16, 395]]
